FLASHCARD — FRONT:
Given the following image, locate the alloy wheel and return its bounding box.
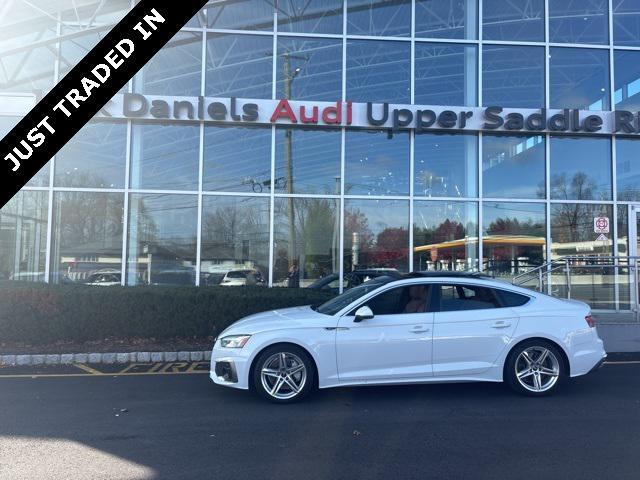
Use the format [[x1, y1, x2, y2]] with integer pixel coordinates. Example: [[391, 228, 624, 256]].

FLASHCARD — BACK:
[[515, 346, 560, 393], [260, 352, 307, 400]]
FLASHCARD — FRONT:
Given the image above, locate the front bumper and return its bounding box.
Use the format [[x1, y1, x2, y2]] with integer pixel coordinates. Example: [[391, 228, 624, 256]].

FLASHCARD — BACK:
[[209, 347, 251, 390]]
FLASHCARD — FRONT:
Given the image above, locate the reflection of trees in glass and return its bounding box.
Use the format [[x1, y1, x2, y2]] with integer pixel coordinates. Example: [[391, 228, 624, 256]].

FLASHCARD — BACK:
[[486, 217, 543, 237], [56, 193, 124, 249], [551, 172, 597, 200], [344, 208, 408, 270], [551, 204, 610, 244], [415, 219, 466, 245], [201, 200, 268, 272], [275, 198, 337, 281]]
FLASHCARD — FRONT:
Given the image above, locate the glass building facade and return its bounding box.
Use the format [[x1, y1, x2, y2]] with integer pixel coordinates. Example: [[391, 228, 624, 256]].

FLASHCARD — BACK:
[[3, 1, 640, 310]]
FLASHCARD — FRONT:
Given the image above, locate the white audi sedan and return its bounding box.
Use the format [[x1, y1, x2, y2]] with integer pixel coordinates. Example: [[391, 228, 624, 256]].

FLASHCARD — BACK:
[[210, 273, 606, 403]]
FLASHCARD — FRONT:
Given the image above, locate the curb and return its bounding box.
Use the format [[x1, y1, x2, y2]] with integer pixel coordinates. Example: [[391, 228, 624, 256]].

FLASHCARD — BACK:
[[0, 350, 211, 366]]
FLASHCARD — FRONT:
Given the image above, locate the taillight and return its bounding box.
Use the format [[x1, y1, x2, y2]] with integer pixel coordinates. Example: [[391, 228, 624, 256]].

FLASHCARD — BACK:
[[585, 314, 596, 328]]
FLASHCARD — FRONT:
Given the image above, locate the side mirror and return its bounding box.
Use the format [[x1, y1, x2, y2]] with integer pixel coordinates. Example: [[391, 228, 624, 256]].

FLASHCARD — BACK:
[[354, 305, 374, 323]]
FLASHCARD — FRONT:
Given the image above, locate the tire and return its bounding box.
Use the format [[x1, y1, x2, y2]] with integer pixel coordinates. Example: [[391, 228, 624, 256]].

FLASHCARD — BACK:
[[505, 340, 566, 397], [252, 344, 315, 403]]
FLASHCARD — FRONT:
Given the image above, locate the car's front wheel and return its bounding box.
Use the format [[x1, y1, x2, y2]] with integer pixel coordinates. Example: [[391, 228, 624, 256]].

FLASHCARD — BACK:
[[505, 340, 566, 396], [252, 345, 315, 403]]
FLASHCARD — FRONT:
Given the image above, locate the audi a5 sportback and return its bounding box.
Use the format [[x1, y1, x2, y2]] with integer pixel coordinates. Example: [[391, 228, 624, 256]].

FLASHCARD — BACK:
[[210, 273, 606, 403]]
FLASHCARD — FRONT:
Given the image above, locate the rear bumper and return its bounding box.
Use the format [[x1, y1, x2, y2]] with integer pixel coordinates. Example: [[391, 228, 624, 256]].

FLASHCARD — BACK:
[[587, 355, 607, 374]]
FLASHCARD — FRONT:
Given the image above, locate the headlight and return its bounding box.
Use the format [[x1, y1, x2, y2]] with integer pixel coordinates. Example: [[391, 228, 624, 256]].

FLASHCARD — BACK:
[[219, 334, 251, 348]]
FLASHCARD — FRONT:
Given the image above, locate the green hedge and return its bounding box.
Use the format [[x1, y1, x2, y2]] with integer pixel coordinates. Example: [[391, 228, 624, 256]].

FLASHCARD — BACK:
[[0, 283, 335, 345]]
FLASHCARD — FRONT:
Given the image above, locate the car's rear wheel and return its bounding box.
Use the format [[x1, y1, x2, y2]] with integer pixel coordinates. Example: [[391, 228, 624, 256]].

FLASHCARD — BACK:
[[505, 340, 566, 396], [252, 345, 315, 403]]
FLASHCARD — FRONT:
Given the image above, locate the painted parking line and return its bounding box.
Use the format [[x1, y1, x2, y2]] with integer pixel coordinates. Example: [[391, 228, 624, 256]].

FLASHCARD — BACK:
[[0, 361, 211, 378]]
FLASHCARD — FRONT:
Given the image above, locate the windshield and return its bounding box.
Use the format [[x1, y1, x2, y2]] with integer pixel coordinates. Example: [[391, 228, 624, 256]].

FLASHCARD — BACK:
[[314, 276, 396, 315]]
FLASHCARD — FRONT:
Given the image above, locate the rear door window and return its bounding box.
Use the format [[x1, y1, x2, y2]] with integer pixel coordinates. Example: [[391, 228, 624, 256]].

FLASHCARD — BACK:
[[437, 284, 502, 312]]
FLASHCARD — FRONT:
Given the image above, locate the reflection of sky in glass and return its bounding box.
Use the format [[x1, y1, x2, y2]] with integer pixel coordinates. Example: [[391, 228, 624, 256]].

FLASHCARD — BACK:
[[482, 134, 545, 199], [346, 130, 410, 196], [414, 132, 477, 197], [277, 37, 342, 101], [56, 122, 126, 188], [613, 0, 640, 46], [206, 33, 273, 99], [347, 0, 411, 36], [131, 124, 200, 191], [482, 45, 544, 108], [203, 126, 272, 193], [278, 0, 343, 34], [275, 128, 342, 194], [616, 139, 640, 201], [549, 47, 610, 110], [483, 202, 546, 235], [415, 0, 477, 39], [483, 0, 544, 41], [415, 43, 477, 106], [0, 116, 49, 186], [140, 31, 202, 96], [207, 0, 274, 30], [550, 136, 612, 200], [549, 0, 609, 44], [346, 40, 410, 103], [614, 50, 640, 110]]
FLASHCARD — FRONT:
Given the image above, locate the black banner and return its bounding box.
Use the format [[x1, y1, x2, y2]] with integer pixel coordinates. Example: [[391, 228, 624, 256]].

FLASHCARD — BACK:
[[0, 0, 209, 208]]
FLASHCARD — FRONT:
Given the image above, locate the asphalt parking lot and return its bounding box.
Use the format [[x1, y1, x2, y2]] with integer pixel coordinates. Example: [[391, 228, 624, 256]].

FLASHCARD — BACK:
[[0, 361, 638, 480]]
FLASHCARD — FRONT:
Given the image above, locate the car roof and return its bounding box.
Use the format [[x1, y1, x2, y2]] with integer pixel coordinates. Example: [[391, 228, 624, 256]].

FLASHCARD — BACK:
[[401, 271, 493, 280]]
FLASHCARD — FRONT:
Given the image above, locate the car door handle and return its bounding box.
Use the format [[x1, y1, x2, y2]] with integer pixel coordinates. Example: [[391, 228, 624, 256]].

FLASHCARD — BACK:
[[491, 321, 511, 328], [410, 326, 430, 333]]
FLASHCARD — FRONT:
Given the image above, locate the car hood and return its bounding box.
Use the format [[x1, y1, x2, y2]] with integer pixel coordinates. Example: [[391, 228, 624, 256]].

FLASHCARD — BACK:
[[220, 306, 335, 336]]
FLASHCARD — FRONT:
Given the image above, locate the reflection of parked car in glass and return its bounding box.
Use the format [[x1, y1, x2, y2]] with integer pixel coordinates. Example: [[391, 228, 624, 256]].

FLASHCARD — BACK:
[[86, 270, 121, 286], [307, 268, 402, 293], [221, 269, 265, 286]]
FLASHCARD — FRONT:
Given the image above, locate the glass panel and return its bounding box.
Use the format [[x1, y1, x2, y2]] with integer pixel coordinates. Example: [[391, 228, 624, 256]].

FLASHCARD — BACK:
[[277, 0, 343, 34], [273, 198, 339, 287], [482, 0, 544, 41], [346, 40, 411, 103], [51, 192, 124, 285], [127, 194, 198, 286], [549, 0, 609, 44], [414, 43, 477, 107], [0, 15, 57, 92], [0, 191, 48, 282], [413, 200, 478, 272], [345, 130, 410, 196], [138, 31, 202, 96], [203, 126, 271, 193], [347, 0, 411, 37], [550, 203, 614, 308], [614, 50, 640, 111], [482, 45, 545, 108], [550, 136, 612, 200], [275, 127, 342, 195], [617, 205, 631, 310], [549, 47, 610, 111], [201, 196, 270, 287], [130, 123, 200, 191], [0, 116, 49, 186], [415, 0, 478, 39], [206, 0, 274, 30], [613, 0, 640, 46], [276, 37, 342, 101], [206, 33, 273, 99], [482, 134, 545, 199], [482, 202, 546, 279], [617, 138, 640, 201], [344, 199, 409, 272], [55, 121, 127, 188], [186, 10, 207, 28], [414, 132, 477, 198]]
